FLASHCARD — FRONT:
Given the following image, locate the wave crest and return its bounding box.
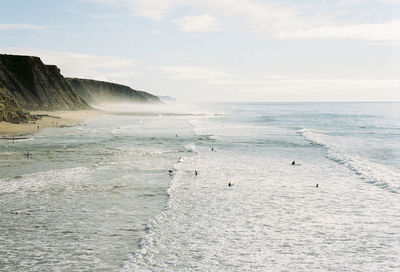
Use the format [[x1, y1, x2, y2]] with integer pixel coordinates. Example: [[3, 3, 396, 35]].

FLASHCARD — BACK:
[[298, 128, 400, 193]]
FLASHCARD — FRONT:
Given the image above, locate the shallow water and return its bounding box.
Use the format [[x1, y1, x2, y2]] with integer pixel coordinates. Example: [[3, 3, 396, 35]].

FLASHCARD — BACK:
[[0, 113, 196, 271], [1, 103, 400, 271], [126, 102, 400, 271]]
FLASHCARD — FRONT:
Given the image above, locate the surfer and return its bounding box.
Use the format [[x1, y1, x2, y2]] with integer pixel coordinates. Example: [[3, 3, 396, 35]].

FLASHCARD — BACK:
[[292, 161, 295, 165]]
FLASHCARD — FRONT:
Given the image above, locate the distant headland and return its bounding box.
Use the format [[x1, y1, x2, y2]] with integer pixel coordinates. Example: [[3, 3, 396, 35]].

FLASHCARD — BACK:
[[0, 54, 161, 133]]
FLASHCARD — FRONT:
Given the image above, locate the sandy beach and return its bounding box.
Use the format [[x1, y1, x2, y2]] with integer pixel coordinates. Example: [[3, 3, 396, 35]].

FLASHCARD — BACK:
[[0, 110, 105, 136]]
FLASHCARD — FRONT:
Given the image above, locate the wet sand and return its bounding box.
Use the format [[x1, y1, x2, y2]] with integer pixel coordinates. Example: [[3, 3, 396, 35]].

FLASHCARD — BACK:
[[0, 110, 105, 136]]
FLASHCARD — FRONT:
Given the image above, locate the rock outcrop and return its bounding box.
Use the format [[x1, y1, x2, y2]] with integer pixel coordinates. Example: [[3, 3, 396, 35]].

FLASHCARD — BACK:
[[0, 83, 32, 123], [66, 78, 161, 105], [0, 54, 90, 111]]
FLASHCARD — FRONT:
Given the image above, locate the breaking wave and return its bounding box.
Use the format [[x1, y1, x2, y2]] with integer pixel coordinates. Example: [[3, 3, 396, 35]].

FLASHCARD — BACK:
[[299, 128, 400, 193]]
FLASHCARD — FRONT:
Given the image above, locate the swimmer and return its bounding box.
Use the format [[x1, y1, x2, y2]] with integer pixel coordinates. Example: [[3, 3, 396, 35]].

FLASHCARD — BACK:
[[292, 161, 295, 165], [228, 182, 232, 187], [195, 170, 198, 176], [168, 170, 173, 176], [316, 183, 319, 188]]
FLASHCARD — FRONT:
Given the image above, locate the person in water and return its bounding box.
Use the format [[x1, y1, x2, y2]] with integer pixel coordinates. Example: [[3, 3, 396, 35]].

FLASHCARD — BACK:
[[228, 182, 232, 187], [292, 161, 295, 165], [195, 170, 198, 176], [168, 170, 173, 176], [316, 183, 319, 188]]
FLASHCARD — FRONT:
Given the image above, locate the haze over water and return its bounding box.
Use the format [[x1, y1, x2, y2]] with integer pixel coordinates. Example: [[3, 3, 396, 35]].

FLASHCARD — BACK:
[[1, 102, 400, 271]]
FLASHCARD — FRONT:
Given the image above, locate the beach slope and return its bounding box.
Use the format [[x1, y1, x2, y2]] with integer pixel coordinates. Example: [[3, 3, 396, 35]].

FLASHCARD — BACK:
[[0, 110, 103, 136]]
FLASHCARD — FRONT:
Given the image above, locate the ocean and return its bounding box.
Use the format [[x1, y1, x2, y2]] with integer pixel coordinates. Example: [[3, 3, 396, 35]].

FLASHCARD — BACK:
[[1, 102, 399, 271]]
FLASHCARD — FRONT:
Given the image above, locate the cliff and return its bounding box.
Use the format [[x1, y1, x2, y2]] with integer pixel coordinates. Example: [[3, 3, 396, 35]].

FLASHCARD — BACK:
[[66, 78, 161, 105], [0, 83, 32, 123], [0, 54, 90, 111]]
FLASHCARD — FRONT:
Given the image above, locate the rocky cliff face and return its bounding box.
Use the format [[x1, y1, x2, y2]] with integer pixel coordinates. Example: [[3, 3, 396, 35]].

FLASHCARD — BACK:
[[66, 78, 161, 105], [0, 55, 90, 111], [0, 83, 32, 123]]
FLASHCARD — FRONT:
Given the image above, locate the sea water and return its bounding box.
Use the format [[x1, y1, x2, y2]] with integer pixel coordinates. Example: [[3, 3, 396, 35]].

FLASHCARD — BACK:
[[1, 103, 400, 271], [0, 110, 197, 271]]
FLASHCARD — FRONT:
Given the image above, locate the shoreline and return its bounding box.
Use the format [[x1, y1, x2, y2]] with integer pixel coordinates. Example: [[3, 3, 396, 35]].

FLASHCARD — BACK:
[[0, 110, 105, 137]]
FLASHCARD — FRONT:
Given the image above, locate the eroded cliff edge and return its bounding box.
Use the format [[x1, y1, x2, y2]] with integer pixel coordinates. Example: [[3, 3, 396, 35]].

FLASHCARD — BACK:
[[0, 54, 90, 111], [66, 78, 160, 105], [0, 83, 32, 123], [0, 54, 162, 125]]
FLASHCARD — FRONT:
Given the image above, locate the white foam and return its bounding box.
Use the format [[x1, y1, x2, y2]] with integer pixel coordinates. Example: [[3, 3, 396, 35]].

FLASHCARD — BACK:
[[299, 128, 400, 193], [0, 166, 92, 194], [125, 110, 400, 271], [184, 143, 197, 153]]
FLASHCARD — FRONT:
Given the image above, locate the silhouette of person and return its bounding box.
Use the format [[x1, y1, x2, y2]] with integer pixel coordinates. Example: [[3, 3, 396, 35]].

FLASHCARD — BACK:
[[292, 161, 295, 165], [195, 170, 198, 176]]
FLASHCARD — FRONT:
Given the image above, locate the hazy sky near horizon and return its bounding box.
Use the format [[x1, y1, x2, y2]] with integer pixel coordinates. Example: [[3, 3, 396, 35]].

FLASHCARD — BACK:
[[1, 0, 399, 102]]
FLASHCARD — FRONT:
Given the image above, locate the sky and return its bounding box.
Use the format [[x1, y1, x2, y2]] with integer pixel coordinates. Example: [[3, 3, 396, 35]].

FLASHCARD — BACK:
[[0, 0, 399, 102]]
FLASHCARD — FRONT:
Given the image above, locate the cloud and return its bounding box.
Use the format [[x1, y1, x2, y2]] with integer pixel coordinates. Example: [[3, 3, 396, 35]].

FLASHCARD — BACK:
[[200, 1, 400, 44], [378, 0, 400, 3], [84, 0, 180, 20], [282, 20, 400, 43], [205, 79, 255, 85], [0, 23, 43, 31], [236, 75, 400, 101], [262, 77, 400, 90], [0, 48, 139, 82], [151, 64, 400, 98], [152, 61, 400, 88], [152, 65, 230, 80], [246, 75, 400, 100], [81, 0, 400, 44], [174, 14, 221, 32]]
